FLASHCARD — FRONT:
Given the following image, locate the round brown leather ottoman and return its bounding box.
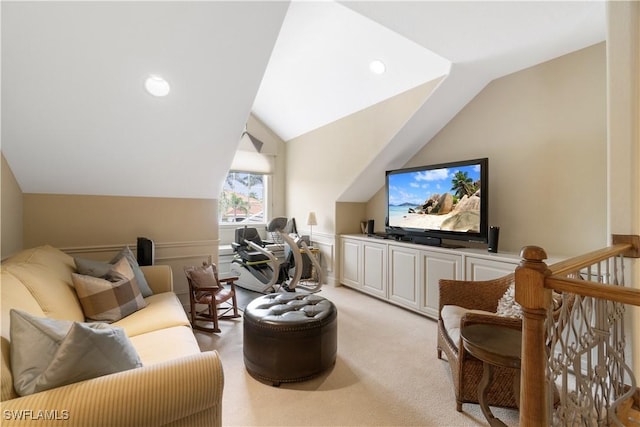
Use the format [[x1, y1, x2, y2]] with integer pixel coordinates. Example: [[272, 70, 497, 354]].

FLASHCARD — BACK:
[[243, 293, 337, 386]]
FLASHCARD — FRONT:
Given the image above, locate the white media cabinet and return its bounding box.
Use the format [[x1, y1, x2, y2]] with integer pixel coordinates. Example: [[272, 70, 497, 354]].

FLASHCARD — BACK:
[[339, 234, 527, 320]]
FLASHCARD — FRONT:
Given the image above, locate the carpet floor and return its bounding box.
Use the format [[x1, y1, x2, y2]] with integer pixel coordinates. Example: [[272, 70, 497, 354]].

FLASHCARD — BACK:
[[195, 285, 519, 426], [234, 285, 265, 311]]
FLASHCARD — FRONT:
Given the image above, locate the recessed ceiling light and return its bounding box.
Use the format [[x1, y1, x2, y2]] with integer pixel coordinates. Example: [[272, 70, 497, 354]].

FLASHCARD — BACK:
[[145, 75, 170, 97], [369, 59, 386, 75]]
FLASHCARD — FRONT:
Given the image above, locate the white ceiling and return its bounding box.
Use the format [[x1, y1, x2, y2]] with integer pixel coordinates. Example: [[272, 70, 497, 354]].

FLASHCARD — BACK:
[[252, 1, 451, 141], [1, 1, 289, 199], [254, 0, 606, 144], [1, 1, 606, 200]]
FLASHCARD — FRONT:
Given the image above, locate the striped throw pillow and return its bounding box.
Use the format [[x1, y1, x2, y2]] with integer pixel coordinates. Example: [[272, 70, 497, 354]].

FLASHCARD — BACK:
[[72, 257, 147, 322]]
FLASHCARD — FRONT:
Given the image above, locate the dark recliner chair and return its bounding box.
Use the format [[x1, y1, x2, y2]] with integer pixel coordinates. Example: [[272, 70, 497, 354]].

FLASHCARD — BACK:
[[231, 227, 270, 264], [230, 219, 293, 292]]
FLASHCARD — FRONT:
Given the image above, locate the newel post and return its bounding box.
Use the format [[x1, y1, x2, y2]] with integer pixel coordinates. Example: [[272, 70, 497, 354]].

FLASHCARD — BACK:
[[515, 246, 552, 426]]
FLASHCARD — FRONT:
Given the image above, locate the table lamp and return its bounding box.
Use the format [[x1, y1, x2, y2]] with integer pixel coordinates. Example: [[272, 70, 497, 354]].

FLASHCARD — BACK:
[[307, 211, 317, 244]]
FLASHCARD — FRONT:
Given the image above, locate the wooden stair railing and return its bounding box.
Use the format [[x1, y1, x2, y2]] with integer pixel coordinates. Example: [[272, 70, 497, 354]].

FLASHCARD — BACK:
[[516, 235, 640, 426]]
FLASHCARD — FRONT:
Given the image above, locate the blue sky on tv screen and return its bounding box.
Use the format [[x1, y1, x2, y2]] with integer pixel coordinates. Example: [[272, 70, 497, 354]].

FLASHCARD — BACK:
[[388, 164, 481, 207]]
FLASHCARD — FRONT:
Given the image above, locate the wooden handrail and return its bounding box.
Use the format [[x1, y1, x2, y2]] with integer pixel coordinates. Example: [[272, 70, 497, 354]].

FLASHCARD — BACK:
[[545, 276, 640, 306], [548, 243, 632, 276]]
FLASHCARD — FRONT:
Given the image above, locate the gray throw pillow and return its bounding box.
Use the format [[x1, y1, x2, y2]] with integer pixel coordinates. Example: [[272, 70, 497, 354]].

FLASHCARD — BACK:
[[74, 246, 153, 297], [10, 309, 142, 396], [74, 257, 111, 278], [111, 246, 154, 297]]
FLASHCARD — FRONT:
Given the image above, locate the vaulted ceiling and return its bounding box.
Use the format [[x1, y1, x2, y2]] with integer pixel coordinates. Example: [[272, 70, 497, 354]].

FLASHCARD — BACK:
[[1, 1, 605, 200]]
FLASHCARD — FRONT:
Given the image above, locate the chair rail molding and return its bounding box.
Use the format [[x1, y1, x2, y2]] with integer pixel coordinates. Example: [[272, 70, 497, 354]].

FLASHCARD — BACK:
[[63, 240, 220, 308]]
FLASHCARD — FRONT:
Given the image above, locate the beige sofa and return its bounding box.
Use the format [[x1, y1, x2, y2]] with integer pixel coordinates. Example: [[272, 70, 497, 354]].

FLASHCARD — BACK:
[[0, 245, 223, 426]]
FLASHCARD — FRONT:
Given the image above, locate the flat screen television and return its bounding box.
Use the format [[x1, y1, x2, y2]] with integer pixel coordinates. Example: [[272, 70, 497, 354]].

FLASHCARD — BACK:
[[385, 158, 488, 246]]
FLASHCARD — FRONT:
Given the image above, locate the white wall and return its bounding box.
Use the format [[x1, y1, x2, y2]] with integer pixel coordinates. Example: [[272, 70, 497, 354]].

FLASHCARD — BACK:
[[285, 79, 440, 282], [285, 79, 442, 240]]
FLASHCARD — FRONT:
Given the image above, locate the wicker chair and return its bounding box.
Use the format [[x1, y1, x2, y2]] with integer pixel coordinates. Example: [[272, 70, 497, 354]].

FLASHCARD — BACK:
[[437, 273, 521, 412]]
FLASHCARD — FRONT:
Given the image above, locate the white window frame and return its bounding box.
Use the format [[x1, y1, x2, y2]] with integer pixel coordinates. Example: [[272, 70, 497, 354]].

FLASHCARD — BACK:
[[218, 172, 271, 244]]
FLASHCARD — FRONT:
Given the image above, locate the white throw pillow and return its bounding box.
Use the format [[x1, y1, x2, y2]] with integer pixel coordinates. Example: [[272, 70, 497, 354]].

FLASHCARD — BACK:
[[10, 309, 142, 396], [496, 284, 523, 318]]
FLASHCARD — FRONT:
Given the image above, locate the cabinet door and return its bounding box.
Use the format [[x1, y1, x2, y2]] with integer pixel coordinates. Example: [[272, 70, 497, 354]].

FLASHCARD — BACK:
[[340, 238, 361, 288], [388, 245, 420, 309], [420, 251, 462, 319], [465, 257, 517, 281], [362, 241, 387, 298]]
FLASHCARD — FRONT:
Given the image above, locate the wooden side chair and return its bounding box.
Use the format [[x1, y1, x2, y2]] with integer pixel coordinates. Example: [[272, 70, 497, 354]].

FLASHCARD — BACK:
[[184, 262, 240, 333]]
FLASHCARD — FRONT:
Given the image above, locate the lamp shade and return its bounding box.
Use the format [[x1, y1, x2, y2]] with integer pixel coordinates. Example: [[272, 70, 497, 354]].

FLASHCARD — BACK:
[[307, 211, 317, 226]]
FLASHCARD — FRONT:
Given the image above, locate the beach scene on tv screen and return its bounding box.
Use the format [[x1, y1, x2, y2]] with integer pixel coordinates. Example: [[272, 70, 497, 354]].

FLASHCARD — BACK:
[[388, 164, 481, 233]]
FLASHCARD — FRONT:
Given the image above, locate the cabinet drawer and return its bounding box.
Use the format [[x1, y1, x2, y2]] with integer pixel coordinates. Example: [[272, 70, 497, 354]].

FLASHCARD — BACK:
[[465, 257, 517, 281]]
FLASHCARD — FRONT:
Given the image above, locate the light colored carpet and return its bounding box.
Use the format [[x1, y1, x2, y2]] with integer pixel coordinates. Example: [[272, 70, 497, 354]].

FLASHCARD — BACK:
[[195, 285, 519, 426]]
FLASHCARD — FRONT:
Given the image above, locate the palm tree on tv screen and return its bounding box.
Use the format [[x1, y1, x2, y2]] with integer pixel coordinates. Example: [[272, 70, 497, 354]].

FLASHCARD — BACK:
[[451, 171, 476, 198]]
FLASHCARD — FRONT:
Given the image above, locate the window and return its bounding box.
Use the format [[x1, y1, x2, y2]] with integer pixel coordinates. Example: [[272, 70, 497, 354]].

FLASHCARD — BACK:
[[219, 172, 266, 224]]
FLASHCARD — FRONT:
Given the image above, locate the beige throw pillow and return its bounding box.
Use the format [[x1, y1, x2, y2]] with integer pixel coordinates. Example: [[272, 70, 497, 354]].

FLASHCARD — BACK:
[[184, 264, 219, 289], [72, 257, 147, 322]]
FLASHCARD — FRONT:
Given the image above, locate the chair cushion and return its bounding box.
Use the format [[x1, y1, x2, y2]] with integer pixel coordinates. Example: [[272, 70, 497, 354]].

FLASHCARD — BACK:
[[242, 250, 270, 263], [3, 245, 76, 283], [114, 292, 190, 337], [3, 262, 85, 322], [214, 288, 234, 303], [9, 309, 142, 396], [441, 305, 494, 346], [128, 326, 201, 366], [72, 258, 147, 322], [234, 227, 263, 246]]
